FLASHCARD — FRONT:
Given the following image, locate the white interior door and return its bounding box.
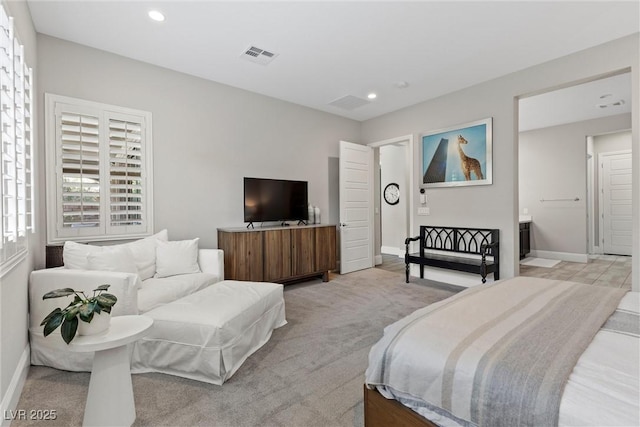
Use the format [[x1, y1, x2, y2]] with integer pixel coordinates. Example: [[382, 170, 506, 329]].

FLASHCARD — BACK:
[[601, 151, 632, 256], [339, 141, 374, 274]]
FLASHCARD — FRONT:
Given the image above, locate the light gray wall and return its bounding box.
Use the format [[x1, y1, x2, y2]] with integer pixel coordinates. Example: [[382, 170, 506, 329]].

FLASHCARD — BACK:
[[36, 35, 361, 249], [380, 144, 407, 254], [0, 0, 38, 414], [361, 34, 639, 284], [519, 114, 631, 255]]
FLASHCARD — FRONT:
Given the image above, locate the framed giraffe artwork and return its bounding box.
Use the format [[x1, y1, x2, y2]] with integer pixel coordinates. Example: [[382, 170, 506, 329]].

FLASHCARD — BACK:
[[420, 117, 493, 188]]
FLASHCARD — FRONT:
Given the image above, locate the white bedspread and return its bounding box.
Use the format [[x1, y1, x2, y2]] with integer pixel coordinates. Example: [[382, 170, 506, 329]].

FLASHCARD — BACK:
[[366, 279, 639, 427], [559, 291, 639, 426]]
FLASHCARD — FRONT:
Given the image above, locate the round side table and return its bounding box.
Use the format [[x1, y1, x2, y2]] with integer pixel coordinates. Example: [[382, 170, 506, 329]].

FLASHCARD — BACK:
[[68, 315, 153, 427]]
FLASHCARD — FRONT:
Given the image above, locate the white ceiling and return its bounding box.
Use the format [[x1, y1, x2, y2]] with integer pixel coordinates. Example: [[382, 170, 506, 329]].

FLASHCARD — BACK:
[[519, 72, 632, 132], [27, 1, 639, 122]]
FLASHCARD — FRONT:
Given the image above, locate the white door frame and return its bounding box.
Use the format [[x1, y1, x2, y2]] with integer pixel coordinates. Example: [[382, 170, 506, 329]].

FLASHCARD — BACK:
[[368, 135, 414, 263]]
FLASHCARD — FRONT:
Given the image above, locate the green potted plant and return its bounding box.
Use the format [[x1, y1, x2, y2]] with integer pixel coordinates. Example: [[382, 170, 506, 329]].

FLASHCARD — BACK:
[[40, 284, 117, 344]]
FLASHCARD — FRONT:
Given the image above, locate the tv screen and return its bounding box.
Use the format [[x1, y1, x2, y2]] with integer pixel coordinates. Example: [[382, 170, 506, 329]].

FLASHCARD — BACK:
[[244, 177, 308, 223]]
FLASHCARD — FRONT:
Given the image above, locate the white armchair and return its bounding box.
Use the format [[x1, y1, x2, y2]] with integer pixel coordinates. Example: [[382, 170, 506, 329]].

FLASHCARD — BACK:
[[29, 238, 224, 371]]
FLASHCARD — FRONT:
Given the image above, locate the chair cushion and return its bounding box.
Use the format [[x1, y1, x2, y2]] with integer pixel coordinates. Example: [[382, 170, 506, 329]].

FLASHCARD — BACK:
[[87, 246, 138, 274], [137, 272, 219, 313], [132, 280, 287, 385], [155, 238, 201, 278], [62, 229, 169, 280]]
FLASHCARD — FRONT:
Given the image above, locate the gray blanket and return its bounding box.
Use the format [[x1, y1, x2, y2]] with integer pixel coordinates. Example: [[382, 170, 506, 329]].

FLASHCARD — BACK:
[[365, 277, 627, 427]]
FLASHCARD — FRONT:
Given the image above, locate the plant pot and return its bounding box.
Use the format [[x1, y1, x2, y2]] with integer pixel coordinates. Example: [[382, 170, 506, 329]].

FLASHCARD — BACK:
[[77, 312, 111, 336]]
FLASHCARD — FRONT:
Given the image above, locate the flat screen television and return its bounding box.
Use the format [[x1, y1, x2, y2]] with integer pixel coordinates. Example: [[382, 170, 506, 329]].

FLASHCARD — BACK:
[[244, 177, 308, 224]]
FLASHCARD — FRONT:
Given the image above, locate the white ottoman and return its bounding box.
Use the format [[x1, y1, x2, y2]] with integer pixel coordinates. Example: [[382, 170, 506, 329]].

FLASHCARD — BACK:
[[131, 280, 287, 385]]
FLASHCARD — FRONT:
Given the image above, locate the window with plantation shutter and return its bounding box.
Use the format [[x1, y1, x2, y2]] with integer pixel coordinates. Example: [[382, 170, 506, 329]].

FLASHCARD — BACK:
[[0, 3, 34, 272], [108, 115, 146, 233], [46, 94, 153, 244], [59, 111, 101, 231]]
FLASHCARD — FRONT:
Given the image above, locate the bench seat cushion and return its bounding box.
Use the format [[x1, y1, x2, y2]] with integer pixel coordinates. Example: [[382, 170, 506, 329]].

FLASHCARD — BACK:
[[131, 280, 287, 385]]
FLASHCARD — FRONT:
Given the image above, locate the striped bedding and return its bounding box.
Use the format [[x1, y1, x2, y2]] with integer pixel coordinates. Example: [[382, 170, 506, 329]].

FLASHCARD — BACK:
[[365, 277, 638, 427]]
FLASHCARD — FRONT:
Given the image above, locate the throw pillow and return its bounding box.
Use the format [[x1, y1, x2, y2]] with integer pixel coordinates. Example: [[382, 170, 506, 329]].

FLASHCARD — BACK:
[[87, 246, 138, 274], [155, 238, 201, 278], [63, 241, 103, 270], [123, 229, 169, 280]]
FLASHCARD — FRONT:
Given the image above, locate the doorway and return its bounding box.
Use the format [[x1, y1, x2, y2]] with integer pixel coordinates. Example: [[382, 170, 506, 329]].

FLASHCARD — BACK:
[[600, 149, 632, 255], [518, 71, 632, 268], [368, 135, 414, 267]]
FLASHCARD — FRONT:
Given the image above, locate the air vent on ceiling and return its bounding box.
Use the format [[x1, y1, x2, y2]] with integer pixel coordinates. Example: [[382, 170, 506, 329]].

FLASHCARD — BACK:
[[241, 46, 278, 66], [328, 95, 370, 111]]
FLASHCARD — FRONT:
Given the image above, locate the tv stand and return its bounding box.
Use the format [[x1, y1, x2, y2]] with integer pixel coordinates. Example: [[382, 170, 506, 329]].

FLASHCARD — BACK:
[[217, 224, 337, 284], [246, 222, 255, 229]]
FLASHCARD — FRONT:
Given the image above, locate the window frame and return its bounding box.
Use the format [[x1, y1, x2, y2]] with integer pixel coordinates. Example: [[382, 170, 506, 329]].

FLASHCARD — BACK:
[[0, 4, 34, 274], [45, 94, 154, 244]]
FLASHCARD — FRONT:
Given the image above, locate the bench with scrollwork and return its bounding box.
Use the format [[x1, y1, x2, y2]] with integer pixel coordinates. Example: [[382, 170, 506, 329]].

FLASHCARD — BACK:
[[405, 226, 499, 284]]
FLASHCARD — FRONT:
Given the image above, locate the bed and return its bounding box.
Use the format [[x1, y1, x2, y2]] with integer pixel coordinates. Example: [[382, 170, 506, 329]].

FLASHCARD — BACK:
[[364, 276, 639, 427]]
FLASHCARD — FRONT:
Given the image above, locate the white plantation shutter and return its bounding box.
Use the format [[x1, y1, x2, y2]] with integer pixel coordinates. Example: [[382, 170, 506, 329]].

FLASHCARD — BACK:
[[46, 95, 153, 243], [0, 4, 34, 269], [58, 110, 101, 233], [107, 114, 146, 233]]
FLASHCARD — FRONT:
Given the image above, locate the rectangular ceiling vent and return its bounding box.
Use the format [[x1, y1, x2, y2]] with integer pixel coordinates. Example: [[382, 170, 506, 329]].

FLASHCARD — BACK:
[[328, 95, 370, 111], [241, 46, 278, 66]]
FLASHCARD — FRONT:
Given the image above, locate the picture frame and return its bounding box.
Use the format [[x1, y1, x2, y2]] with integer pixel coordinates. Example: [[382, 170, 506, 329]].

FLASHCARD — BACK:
[[420, 118, 492, 188]]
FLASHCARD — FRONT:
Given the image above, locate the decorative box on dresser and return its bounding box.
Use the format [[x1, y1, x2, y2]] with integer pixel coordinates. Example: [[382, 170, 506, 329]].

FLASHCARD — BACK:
[[217, 224, 337, 284]]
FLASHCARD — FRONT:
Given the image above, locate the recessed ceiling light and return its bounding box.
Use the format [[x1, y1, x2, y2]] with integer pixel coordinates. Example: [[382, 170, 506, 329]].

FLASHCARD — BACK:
[[367, 93, 377, 100], [394, 81, 409, 89], [148, 10, 165, 22]]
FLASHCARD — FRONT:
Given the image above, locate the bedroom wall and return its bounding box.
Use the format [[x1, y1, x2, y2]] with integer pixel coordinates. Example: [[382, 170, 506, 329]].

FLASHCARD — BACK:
[[36, 35, 361, 251], [361, 33, 639, 286], [0, 0, 38, 421], [519, 114, 631, 258]]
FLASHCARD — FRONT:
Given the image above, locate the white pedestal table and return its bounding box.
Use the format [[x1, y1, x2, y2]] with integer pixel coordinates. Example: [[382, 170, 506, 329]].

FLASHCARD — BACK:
[[68, 315, 153, 427]]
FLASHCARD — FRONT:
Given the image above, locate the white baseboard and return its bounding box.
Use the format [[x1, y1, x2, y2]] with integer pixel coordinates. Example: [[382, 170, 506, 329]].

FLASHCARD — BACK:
[[530, 250, 588, 263], [1, 345, 30, 427], [381, 246, 403, 256], [374, 255, 382, 266]]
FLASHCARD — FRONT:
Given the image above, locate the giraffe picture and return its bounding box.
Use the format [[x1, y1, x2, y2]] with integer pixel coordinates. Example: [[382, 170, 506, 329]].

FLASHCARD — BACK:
[[420, 118, 493, 188]]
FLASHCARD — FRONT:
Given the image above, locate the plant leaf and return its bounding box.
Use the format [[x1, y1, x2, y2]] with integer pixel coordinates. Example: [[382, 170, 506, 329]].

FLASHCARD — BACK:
[[43, 312, 64, 336], [79, 310, 94, 323], [79, 301, 97, 316], [61, 317, 78, 344], [40, 307, 62, 326], [64, 305, 81, 321], [94, 284, 110, 292], [42, 288, 76, 299], [96, 293, 117, 307]]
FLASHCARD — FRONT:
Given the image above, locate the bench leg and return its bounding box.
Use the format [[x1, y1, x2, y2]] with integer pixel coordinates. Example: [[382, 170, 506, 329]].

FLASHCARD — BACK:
[[420, 265, 424, 279], [405, 262, 410, 283]]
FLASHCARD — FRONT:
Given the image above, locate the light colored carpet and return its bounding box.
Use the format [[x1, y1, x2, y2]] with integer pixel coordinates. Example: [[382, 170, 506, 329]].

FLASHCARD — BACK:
[[520, 257, 561, 268], [14, 268, 458, 427]]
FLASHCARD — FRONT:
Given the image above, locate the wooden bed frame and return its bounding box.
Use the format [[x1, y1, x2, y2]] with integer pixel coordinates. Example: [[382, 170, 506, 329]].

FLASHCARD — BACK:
[[364, 385, 436, 427]]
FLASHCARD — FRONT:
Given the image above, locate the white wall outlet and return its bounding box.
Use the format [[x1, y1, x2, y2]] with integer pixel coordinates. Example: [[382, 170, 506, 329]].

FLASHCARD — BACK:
[[418, 207, 430, 215], [420, 194, 427, 204]]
